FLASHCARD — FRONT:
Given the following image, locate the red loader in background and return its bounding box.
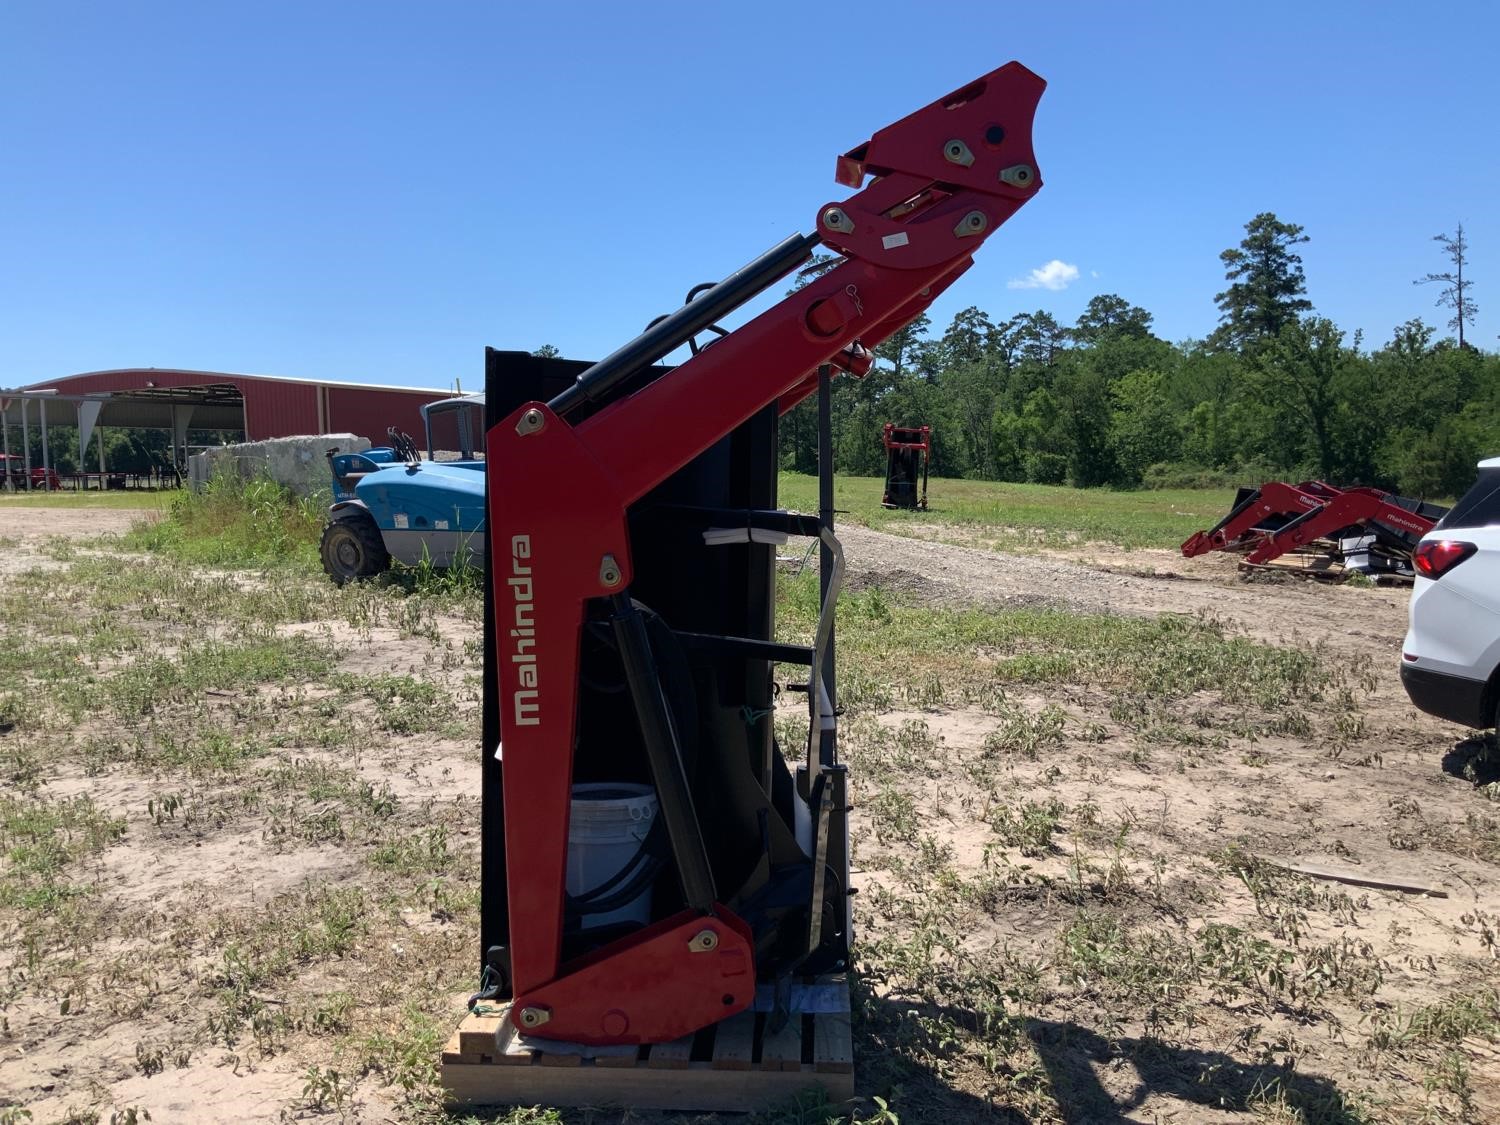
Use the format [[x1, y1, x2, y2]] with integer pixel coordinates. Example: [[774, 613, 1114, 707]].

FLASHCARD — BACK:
[[1182, 479, 1448, 581]]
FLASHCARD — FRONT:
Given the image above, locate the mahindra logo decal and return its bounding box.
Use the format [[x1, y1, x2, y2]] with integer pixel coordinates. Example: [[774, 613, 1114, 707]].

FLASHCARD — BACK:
[[509, 535, 540, 726]]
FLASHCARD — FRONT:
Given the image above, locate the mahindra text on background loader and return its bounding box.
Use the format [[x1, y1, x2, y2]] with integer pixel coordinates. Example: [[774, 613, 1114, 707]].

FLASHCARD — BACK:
[[472, 63, 1046, 1054]]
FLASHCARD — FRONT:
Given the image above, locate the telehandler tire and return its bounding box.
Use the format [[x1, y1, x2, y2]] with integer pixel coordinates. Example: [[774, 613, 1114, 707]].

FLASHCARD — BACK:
[[321, 510, 390, 584]]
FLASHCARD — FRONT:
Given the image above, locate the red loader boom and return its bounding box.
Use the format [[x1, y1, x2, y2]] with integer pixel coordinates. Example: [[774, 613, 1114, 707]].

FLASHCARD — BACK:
[[481, 63, 1046, 1048], [1180, 479, 1342, 557], [1243, 486, 1441, 565], [1182, 479, 1448, 580]]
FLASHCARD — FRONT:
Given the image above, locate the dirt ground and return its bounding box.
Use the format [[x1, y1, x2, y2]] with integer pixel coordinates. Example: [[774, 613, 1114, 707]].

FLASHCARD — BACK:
[[838, 524, 1413, 656], [3, 513, 1497, 1124], [833, 526, 1499, 1123], [0, 506, 146, 540]]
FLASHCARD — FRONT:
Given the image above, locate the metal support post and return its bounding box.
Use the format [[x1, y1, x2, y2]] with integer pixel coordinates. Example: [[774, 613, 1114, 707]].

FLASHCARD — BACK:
[[22, 399, 31, 490], [814, 362, 851, 970], [39, 399, 50, 489], [817, 364, 836, 767]]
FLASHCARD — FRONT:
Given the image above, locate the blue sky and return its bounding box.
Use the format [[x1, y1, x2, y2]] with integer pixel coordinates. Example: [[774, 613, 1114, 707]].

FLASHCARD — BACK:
[[2, 1, 1496, 390]]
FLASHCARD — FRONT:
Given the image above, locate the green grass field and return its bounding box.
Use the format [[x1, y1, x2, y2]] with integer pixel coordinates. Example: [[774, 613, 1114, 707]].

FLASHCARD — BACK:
[[102, 473, 1239, 580], [2, 474, 1236, 561], [778, 472, 1236, 552], [0, 489, 171, 509]]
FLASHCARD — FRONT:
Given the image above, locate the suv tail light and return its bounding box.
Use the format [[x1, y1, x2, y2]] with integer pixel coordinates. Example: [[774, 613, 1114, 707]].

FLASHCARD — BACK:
[[1413, 539, 1476, 579]]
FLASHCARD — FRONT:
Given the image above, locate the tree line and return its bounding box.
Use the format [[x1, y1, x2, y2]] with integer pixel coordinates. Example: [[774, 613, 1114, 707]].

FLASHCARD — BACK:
[[10, 214, 1488, 495], [780, 214, 1495, 498]]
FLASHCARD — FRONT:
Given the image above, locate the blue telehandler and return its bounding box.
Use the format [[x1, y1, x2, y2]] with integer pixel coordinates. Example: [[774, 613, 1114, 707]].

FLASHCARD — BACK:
[[320, 393, 486, 583]]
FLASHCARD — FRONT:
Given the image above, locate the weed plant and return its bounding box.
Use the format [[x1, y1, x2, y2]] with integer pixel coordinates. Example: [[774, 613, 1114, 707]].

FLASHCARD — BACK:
[[124, 469, 324, 568]]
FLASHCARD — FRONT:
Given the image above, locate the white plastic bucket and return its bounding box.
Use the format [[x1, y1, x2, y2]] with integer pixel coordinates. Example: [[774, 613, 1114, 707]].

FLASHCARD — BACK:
[[567, 782, 659, 927]]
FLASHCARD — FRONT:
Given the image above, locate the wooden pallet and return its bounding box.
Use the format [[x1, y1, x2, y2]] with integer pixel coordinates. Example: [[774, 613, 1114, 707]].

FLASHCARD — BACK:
[[1239, 557, 1415, 588], [441, 977, 854, 1112], [1239, 556, 1347, 581]]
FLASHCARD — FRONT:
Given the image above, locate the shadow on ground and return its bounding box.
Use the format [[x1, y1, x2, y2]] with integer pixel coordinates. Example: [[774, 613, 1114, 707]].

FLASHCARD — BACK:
[[1442, 733, 1498, 787], [1027, 1019, 1368, 1124], [853, 994, 1371, 1123]]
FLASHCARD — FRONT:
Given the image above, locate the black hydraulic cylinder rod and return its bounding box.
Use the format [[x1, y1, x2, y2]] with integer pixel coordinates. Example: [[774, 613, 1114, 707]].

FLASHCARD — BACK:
[[608, 594, 718, 913], [548, 233, 822, 418]]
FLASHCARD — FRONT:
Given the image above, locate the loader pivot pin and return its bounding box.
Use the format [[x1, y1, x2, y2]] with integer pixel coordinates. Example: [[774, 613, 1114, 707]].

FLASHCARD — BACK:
[[598, 554, 622, 587], [944, 139, 975, 167]]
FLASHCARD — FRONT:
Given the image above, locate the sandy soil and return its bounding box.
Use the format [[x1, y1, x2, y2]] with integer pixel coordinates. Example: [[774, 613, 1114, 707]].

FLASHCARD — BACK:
[[836, 523, 1476, 907], [0, 505, 147, 540], [834, 524, 1499, 1121], [4, 518, 1497, 1123], [838, 524, 1413, 656]]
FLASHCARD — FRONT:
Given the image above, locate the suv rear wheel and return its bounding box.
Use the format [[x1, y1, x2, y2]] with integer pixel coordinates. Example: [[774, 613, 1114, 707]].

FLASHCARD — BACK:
[[321, 510, 390, 584]]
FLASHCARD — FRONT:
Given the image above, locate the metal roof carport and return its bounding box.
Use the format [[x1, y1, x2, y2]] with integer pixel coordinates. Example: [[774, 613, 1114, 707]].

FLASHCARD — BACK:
[[1, 368, 453, 486], [0, 384, 250, 484]]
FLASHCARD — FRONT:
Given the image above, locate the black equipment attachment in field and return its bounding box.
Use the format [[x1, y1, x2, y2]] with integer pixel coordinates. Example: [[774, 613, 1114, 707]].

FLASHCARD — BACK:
[[881, 424, 931, 510]]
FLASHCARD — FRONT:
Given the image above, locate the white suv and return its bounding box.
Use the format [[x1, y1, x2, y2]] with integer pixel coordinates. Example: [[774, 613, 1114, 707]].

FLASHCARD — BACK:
[[1401, 457, 1500, 730]]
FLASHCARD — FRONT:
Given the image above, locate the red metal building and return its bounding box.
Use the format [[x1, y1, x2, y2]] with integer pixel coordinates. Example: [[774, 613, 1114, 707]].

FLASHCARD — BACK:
[[18, 368, 452, 445]]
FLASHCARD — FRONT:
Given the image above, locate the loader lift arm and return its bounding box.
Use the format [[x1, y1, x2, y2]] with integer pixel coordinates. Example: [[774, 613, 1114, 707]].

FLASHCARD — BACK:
[[1180, 480, 1342, 558], [486, 63, 1046, 1046], [1244, 486, 1440, 565]]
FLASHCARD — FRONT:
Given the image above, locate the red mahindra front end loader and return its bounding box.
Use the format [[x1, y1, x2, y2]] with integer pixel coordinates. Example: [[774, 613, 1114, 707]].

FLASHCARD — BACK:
[[1182, 480, 1448, 580], [473, 63, 1046, 1056]]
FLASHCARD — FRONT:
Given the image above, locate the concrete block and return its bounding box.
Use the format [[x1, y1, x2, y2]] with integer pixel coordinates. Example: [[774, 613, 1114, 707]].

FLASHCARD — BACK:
[[189, 433, 372, 498]]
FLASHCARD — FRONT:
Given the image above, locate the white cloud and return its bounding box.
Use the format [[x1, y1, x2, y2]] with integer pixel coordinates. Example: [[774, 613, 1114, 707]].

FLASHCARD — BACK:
[[1008, 259, 1081, 291]]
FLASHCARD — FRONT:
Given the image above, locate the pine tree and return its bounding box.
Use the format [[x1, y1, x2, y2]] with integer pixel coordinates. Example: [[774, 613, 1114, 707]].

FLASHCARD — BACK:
[[1212, 213, 1313, 350], [1414, 223, 1478, 349]]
